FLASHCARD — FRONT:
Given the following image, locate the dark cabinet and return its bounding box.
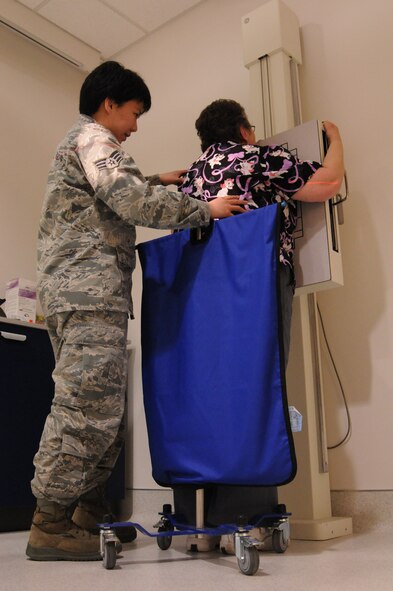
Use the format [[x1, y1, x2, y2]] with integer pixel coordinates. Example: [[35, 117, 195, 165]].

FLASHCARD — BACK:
[[0, 319, 124, 531]]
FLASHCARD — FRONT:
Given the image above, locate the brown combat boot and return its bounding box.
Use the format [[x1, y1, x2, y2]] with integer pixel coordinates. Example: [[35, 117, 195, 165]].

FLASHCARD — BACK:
[[26, 500, 101, 561], [72, 486, 137, 544]]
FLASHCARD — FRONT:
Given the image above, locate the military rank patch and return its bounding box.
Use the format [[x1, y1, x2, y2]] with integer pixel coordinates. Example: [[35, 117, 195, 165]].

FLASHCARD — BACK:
[[95, 150, 123, 170]]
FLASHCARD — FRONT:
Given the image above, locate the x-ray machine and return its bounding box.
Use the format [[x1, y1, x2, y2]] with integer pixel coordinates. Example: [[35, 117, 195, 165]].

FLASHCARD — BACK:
[[242, 0, 352, 540]]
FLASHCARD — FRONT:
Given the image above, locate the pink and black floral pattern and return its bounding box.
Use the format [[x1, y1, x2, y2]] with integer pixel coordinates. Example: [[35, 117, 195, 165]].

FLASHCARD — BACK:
[[181, 141, 321, 282]]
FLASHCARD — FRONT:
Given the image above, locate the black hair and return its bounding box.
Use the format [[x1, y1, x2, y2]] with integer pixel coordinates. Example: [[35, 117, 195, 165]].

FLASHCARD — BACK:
[[195, 99, 252, 152], [79, 61, 151, 116]]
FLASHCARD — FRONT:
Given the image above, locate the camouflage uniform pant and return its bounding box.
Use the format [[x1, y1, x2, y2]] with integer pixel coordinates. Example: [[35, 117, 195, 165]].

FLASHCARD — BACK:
[[31, 310, 128, 505]]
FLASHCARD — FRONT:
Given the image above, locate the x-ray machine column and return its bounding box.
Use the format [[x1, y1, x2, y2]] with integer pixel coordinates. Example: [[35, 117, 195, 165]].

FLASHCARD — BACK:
[[242, 0, 352, 540]]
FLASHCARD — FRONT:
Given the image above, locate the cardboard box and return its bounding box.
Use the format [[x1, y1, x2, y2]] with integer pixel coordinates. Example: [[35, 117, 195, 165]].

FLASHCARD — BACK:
[[5, 277, 37, 323]]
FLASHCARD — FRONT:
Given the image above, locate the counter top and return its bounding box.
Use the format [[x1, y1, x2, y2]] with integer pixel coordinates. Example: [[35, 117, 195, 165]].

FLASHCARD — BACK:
[[0, 317, 47, 331]]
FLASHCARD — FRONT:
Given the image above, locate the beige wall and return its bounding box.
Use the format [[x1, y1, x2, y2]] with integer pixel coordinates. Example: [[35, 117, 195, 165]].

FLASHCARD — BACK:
[[1, 0, 392, 495], [119, 0, 393, 491], [0, 25, 84, 306]]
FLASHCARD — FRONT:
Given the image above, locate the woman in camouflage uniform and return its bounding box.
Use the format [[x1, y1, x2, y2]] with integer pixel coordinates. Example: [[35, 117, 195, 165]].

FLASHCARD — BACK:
[[26, 62, 244, 561]]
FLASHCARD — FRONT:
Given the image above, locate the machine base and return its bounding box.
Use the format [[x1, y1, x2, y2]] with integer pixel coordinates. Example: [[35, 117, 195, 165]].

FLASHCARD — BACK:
[[290, 516, 353, 540]]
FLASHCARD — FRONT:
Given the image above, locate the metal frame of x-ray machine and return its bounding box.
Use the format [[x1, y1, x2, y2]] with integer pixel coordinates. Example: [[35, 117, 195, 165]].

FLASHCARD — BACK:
[[242, 0, 352, 540]]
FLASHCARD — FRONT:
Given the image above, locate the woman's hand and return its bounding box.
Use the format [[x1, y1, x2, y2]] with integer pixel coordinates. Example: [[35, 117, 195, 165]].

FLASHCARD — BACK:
[[208, 196, 246, 218], [322, 121, 342, 144], [159, 169, 188, 186], [294, 121, 344, 203]]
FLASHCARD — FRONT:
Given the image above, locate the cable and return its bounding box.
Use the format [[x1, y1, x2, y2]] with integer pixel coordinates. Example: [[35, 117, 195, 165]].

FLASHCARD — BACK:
[[317, 303, 352, 449]]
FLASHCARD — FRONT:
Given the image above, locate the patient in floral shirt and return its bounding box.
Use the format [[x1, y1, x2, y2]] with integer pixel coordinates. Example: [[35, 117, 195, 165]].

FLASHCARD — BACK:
[[181, 99, 321, 292], [181, 99, 344, 366], [177, 101, 345, 550]]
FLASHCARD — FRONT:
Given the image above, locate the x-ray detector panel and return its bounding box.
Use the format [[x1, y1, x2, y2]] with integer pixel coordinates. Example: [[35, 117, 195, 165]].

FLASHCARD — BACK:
[[258, 120, 343, 294]]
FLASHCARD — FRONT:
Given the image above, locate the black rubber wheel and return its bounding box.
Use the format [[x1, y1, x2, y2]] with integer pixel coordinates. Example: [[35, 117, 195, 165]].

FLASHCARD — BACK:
[[103, 541, 117, 570], [272, 529, 288, 553], [156, 523, 174, 550], [237, 545, 259, 576]]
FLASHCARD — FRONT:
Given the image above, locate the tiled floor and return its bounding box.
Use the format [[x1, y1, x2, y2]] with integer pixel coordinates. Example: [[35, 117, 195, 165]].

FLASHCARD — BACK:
[[1, 522, 392, 591]]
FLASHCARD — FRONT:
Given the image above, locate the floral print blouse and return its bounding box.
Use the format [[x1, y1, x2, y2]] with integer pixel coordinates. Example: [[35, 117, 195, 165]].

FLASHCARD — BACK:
[[181, 141, 321, 283]]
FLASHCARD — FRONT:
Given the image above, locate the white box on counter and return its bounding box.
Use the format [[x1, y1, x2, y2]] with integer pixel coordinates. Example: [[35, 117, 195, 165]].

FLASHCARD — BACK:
[[5, 277, 37, 323]]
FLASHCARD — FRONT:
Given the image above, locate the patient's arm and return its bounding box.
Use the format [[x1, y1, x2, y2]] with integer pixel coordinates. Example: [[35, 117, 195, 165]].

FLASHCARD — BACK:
[[294, 121, 344, 203]]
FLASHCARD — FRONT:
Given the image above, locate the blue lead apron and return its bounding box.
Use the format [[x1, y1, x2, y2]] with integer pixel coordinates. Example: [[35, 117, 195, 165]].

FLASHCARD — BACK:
[[137, 204, 296, 488]]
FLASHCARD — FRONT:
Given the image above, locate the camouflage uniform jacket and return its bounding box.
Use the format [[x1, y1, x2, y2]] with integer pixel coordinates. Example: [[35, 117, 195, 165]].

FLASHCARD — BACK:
[[37, 114, 210, 317]]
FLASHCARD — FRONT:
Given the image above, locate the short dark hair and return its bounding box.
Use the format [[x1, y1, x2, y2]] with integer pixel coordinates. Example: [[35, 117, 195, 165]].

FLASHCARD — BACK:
[[195, 99, 252, 152], [79, 61, 151, 116]]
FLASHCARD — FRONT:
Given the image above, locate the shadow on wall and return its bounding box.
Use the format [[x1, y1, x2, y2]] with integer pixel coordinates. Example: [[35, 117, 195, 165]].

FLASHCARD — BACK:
[[318, 187, 385, 491], [321, 189, 384, 398]]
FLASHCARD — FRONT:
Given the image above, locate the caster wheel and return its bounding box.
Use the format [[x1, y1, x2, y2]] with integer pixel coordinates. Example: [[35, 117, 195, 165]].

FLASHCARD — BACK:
[[237, 545, 259, 576], [103, 541, 117, 570], [272, 529, 288, 553], [156, 523, 174, 550]]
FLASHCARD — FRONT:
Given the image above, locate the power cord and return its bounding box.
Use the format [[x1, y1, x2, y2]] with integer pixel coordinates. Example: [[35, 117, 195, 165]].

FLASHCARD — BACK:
[[317, 303, 352, 449]]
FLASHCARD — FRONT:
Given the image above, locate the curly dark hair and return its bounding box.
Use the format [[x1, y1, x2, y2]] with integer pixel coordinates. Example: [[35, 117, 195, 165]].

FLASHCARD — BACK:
[[195, 99, 252, 152]]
